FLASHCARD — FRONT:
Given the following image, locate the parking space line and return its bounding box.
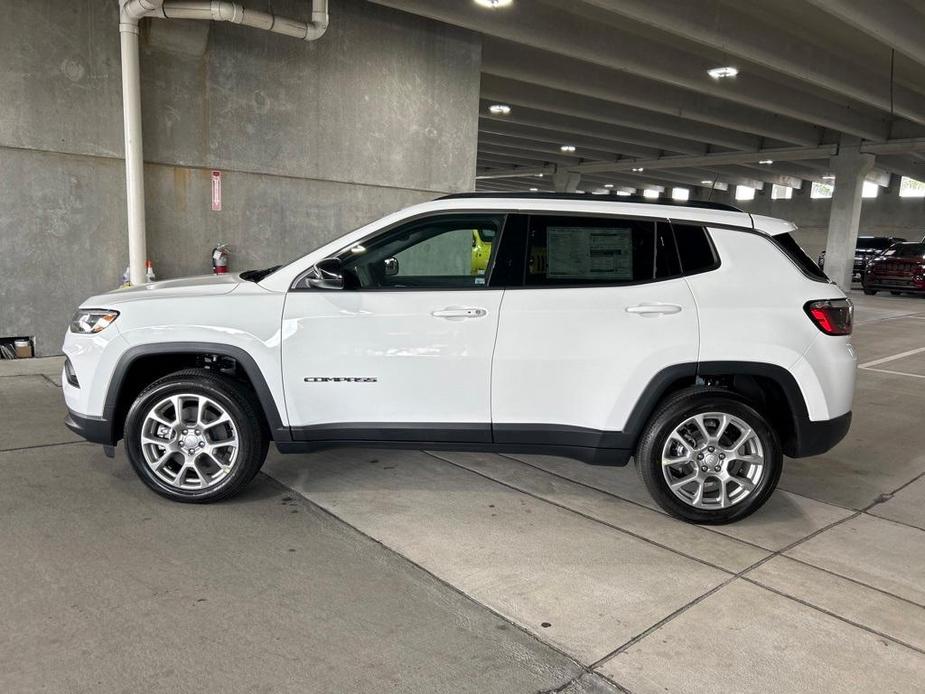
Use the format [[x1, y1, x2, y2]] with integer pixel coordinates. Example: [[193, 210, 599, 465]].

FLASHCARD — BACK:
[[860, 367, 925, 380], [858, 347, 925, 368]]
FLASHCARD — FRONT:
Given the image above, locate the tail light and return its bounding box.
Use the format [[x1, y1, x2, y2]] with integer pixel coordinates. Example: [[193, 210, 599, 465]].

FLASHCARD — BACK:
[[804, 299, 853, 336]]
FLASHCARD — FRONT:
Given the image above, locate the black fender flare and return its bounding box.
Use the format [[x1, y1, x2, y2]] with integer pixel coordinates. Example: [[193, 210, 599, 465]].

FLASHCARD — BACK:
[[102, 342, 289, 444]]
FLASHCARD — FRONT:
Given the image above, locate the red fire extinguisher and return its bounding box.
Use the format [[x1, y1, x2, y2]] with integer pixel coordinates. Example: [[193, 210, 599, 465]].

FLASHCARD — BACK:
[[212, 243, 229, 274]]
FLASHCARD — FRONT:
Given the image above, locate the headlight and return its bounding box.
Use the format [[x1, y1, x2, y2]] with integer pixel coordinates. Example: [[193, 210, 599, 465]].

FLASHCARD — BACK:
[[70, 309, 120, 334]]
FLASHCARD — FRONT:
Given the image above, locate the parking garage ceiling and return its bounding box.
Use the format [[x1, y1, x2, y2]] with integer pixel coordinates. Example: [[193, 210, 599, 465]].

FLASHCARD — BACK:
[[370, 0, 925, 193]]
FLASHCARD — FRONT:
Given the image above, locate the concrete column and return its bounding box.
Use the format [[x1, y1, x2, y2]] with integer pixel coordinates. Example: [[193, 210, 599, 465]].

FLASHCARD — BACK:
[[823, 137, 875, 290], [553, 170, 581, 192]]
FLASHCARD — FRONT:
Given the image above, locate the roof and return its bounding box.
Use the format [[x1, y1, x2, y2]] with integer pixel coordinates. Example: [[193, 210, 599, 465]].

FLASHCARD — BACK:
[[439, 191, 742, 212]]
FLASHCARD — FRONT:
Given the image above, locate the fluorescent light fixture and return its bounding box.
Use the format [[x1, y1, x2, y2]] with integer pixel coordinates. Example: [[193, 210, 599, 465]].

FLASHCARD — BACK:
[[822, 174, 835, 180], [701, 180, 714, 185], [616, 190, 632, 196], [474, 0, 513, 7], [529, 187, 538, 192], [560, 144, 576, 153], [632, 166, 645, 172], [758, 159, 774, 165], [488, 104, 511, 115], [604, 183, 614, 188], [708, 66, 738, 79], [536, 173, 544, 178]]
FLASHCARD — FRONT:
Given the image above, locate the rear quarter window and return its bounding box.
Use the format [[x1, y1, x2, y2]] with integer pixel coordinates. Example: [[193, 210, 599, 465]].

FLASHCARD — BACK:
[[773, 233, 829, 282], [672, 224, 718, 274]]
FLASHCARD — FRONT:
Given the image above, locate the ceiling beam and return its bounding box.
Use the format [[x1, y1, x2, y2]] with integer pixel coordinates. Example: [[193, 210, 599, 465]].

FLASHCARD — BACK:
[[479, 143, 580, 167], [479, 101, 708, 156], [578, 0, 925, 126], [478, 118, 663, 159], [369, 0, 890, 140], [475, 165, 555, 180], [482, 39, 823, 146], [479, 132, 633, 163], [569, 145, 838, 175], [703, 165, 802, 189], [873, 154, 925, 182], [806, 0, 925, 70], [482, 75, 760, 151]]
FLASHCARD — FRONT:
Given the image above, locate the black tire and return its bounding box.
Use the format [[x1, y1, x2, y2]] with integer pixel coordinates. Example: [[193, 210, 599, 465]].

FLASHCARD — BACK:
[[124, 369, 268, 503], [635, 387, 782, 525], [891, 291, 902, 296], [863, 287, 877, 295]]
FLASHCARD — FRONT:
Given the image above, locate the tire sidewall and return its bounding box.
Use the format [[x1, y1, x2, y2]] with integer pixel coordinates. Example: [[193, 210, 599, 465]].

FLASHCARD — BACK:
[[637, 392, 783, 524], [125, 375, 264, 502]]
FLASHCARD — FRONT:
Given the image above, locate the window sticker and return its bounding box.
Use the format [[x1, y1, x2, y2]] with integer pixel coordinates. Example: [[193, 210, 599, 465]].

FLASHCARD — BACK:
[[547, 227, 633, 280]]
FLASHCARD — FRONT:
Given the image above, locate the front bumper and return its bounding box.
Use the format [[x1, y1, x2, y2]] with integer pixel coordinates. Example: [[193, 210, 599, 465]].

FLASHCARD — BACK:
[[787, 410, 852, 458], [65, 409, 115, 446]]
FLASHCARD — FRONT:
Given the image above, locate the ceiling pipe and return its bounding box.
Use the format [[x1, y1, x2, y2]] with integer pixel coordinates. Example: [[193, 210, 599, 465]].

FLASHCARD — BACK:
[[117, 0, 329, 285]]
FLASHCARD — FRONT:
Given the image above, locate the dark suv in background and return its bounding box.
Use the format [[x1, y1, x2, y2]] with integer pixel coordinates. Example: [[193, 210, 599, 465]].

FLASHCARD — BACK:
[[863, 242, 925, 295], [818, 235, 906, 282]]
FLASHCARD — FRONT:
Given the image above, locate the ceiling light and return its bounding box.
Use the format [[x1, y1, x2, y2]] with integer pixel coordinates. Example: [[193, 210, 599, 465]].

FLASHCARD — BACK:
[[529, 187, 538, 192], [536, 173, 544, 178], [616, 190, 632, 196], [758, 159, 774, 165], [632, 166, 645, 172], [474, 0, 513, 7], [822, 174, 835, 180], [707, 66, 738, 79], [488, 104, 511, 115], [560, 144, 576, 153], [604, 183, 614, 188], [701, 180, 714, 185]]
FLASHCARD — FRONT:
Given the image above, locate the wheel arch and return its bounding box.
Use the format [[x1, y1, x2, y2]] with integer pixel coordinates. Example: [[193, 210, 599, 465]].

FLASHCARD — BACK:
[[104, 342, 288, 445], [625, 361, 810, 458]]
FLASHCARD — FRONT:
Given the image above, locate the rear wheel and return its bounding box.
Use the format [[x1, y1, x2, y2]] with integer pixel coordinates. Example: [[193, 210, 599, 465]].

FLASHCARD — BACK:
[[124, 370, 268, 503], [635, 388, 782, 524], [863, 287, 877, 295]]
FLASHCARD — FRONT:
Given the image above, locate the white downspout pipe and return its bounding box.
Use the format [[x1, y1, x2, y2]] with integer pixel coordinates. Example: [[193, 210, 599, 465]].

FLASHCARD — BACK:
[[116, 0, 329, 285]]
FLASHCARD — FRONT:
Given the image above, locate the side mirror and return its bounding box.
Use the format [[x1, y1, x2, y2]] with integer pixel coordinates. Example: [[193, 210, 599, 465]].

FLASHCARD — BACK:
[[307, 257, 344, 290], [383, 257, 399, 276]]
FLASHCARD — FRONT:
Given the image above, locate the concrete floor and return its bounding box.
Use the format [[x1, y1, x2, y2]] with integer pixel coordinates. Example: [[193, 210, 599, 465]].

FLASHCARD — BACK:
[[1, 291, 923, 693]]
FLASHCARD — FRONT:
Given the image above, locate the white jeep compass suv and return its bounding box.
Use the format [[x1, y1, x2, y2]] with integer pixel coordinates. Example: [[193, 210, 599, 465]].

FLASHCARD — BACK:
[[63, 193, 855, 524]]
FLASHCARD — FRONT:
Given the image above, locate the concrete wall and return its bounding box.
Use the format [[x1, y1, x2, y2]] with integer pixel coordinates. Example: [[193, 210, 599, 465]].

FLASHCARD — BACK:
[[695, 183, 925, 261], [0, 0, 480, 355]]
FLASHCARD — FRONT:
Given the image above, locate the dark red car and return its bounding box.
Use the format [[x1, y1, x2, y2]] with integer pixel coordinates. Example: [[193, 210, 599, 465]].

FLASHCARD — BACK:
[[863, 242, 925, 295]]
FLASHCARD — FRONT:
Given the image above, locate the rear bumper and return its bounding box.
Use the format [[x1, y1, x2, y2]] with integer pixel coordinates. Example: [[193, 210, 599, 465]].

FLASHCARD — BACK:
[[65, 409, 115, 446], [787, 410, 851, 458]]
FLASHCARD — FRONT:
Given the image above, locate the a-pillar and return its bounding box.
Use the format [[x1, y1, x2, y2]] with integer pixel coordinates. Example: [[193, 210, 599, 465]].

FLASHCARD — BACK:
[[823, 136, 875, 291]]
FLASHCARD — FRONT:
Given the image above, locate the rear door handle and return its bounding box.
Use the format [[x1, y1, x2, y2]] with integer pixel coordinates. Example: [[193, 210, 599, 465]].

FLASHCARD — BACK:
[[431, 307, 488, 320], [626, 303, 683, 317]]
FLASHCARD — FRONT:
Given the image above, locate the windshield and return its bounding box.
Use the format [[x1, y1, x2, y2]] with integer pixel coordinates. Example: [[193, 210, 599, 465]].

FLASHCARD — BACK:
[[856, 237, 894, 250], [882, 243, 925, 258]]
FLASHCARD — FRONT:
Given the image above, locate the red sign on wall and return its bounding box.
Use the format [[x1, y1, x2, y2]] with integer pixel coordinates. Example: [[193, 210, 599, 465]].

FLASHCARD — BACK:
[[211, 170, 222, 211]]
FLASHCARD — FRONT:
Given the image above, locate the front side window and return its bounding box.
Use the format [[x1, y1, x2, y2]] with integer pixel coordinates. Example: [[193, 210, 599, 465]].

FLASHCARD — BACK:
[[340, 215, 504, 289], [524, 216, 678, 286]]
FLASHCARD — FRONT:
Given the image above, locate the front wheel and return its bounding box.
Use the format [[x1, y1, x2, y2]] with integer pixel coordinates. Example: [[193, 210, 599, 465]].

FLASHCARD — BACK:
[[635, 389, 782, 524], [124, 370, 268, 503]]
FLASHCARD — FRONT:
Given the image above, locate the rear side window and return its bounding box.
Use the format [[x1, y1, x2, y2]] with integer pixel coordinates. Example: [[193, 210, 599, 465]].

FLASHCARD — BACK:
[[883, 243, 925, 258], [524, 215, 678, 286], [773, 233, 829, 282], [672, 224, 718, 274]]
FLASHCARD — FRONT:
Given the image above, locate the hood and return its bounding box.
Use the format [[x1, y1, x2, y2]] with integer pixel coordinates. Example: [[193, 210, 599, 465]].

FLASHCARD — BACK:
[[81, 274, 240, 307]]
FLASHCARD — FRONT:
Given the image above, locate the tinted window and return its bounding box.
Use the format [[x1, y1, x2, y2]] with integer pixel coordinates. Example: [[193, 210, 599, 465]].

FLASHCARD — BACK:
[[340, 214, 504, 289], [856, 237, 894, 250], [524, 216, 677, 286], [883, 243, 925, 258], [773, 233, 829, 282], [672, 224, 717, 274]]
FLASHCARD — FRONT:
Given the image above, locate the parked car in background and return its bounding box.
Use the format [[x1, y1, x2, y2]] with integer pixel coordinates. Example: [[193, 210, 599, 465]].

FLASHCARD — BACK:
[[818, 235, 906, 281], [863, 242, 925, 295]]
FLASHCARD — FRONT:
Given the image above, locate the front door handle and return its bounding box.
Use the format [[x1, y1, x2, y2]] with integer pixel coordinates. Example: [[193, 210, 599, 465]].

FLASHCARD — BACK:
[[626, 303, 683, 317], [431, 307, 488, 320]]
